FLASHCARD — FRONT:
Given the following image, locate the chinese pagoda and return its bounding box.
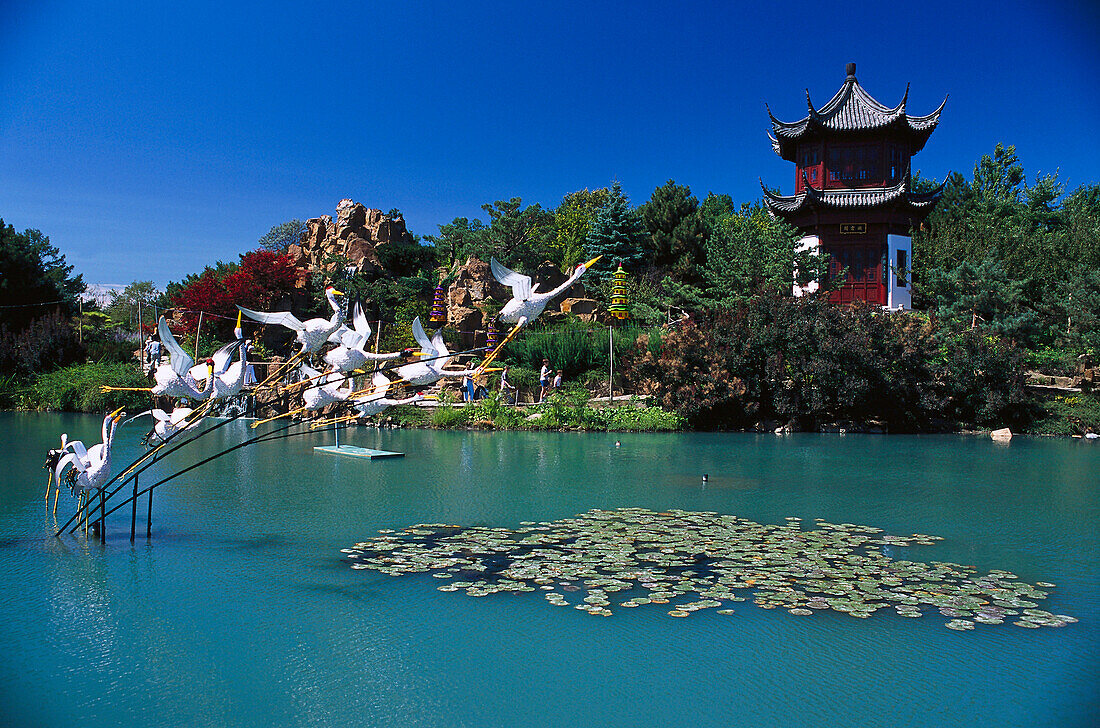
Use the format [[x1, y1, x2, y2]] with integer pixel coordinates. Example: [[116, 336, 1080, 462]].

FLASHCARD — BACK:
[[762, 63, 946, 308]]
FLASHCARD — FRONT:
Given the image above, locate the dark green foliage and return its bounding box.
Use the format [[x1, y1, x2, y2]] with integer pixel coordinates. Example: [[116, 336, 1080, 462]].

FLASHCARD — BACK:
[[583, 182, 648, 283], [502, 321, 657, 380], [935, 330, 1032, 428], [620, 297, 1029, 431], [505, 322, 610, 378], [640, 180, 707, 283], [919, 259, 1040, 345], [0, 220, 84, 332], [702, 202, 816, 306], [1025, 393, 1100, 436]]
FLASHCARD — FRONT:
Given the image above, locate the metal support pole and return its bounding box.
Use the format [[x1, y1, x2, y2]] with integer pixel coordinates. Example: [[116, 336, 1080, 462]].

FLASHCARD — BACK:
[[99, 488, 106, 544], [130, 473, 138, 543], [609, 325, 614, 407], [146, 482, 153, 538]]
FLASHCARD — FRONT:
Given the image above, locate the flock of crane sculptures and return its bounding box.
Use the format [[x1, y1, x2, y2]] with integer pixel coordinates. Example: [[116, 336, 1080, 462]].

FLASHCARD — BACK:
[[44, 256, 601, 533]]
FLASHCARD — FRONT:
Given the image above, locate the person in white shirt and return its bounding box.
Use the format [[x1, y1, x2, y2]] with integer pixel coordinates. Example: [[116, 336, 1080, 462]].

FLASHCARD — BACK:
[[538, 359, 551, 403]]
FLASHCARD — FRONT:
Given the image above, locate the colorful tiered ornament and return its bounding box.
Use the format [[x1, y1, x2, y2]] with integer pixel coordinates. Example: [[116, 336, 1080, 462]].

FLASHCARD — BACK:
[[608, 263, 630, 321], [429, 276, 447, 324]]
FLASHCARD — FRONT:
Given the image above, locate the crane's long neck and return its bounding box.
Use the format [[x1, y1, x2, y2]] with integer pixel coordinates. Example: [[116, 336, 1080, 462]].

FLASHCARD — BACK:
[[100, 414, 112, 445], [545, 265, 587, 300], [327, 292, 344, 325]]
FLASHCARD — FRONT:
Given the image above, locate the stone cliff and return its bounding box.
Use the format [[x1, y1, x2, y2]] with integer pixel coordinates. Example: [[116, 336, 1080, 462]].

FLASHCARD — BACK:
[[286, 199, 414, 286]]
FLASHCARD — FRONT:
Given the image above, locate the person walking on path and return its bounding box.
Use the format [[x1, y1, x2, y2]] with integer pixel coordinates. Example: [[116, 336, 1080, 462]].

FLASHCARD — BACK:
[[144, 336, 162, 378], [538, 359, 551, 403]]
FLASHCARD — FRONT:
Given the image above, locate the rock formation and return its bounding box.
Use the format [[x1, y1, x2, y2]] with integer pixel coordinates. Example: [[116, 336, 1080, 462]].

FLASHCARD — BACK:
[[286, 199, 415, 287]]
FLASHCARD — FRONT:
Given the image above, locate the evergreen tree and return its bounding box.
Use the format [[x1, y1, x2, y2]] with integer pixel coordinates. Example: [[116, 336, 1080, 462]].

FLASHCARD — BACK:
[[640, 180, 706, 282], [0, 220, 84, 332], [921, 258, 1040, 345], [583, 182, 647, 283]]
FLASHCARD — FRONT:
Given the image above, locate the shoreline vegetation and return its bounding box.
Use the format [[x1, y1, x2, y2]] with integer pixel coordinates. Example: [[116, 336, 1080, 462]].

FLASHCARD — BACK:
[[3, 144, 1099, 437], [2, 356, 1097, 437]]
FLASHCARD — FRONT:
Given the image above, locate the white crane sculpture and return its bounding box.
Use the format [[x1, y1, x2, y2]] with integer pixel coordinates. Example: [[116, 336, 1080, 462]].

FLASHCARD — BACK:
[[491, 256, 601, 328], [352, 372, 425, 417], [187, 314, 250, 400], [238, 286, 345, 356], [324, 302, 411, 373], [100, 319, 216, 400], [127, 406, 206, 445], [54, 407, 126, 522], [396, 317, 480, 387]]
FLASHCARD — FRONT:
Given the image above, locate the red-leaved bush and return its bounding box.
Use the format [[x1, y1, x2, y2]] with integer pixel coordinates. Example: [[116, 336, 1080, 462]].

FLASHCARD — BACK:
[[171, 251, 296, 336]]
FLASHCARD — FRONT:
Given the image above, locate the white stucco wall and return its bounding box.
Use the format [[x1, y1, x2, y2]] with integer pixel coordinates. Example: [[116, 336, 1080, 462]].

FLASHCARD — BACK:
[[792, 235, 821, 297], [887, 234, 912, 309]]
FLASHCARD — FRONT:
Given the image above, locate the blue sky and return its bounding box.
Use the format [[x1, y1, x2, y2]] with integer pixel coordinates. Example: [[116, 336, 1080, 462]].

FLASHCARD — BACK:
[[2, 0, 1098, 288]]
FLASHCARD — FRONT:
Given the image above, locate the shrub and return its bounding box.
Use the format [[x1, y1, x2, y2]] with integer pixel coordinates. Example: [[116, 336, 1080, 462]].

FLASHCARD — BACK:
[[0, 310, 84, 377], [23, 362, 150, 412]]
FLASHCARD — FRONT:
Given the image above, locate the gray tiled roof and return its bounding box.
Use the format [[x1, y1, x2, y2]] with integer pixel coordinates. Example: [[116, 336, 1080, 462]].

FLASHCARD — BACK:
[[767, 67, 947, 161], [761, 171, 945, 216]]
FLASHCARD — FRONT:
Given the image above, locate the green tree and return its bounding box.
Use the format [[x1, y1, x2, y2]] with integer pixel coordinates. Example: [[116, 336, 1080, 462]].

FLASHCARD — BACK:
[[105, 280, 163, 331], [583, 182, 648, 283], [640, 180, 707, 282], [426, 217, 489, 267], [550, 187, 611, 270], [481, 197, 554, 269], [0, 220, 84, 331], [258, 219, 307, 253], [700, 202, 812, 306], [920, 259, 1039, 345]]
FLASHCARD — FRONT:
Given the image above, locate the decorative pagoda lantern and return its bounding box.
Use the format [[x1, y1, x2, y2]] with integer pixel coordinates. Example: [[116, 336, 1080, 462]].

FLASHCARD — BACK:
[[429, 275, 447, 324], [608, 263, 630, 321], [485, 318, 498, 350], [761, 63, 946, 310]]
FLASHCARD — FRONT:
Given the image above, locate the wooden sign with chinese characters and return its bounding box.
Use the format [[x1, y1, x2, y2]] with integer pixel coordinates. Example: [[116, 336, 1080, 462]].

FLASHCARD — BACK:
[[839, 223, 867, 234]]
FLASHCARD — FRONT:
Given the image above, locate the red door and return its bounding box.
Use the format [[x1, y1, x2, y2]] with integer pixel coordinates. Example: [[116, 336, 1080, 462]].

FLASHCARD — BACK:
[[826, 241, 885, 305]]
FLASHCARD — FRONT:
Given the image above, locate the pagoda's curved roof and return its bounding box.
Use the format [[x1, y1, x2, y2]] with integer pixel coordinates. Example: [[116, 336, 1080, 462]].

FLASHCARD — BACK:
[[767, 65, 947, 161], [761, 170, 946, 217]]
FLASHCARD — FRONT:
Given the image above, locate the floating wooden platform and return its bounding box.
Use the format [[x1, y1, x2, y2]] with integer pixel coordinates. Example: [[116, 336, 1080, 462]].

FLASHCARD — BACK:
[[313, 445, 404, 459]]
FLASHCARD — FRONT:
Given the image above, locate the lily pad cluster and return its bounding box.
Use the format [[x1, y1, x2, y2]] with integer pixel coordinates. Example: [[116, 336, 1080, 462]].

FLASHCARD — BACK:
[[341, 508, 1076, 630]]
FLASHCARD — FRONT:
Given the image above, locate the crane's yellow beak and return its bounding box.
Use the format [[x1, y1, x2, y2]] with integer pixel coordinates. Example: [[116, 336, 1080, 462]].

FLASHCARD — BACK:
[[109, 406, 126, 420], [330, 288, 345, 296], [584, 256, 603, 269], [236, 311, 242, 328]]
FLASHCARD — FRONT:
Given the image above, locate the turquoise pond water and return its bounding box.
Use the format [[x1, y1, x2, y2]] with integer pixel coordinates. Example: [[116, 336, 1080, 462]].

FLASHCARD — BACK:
[[1, 412, 1097, 727]]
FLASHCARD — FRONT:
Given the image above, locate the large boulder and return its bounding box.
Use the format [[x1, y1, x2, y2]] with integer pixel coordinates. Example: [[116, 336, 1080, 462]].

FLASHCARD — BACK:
[[560, 298, 599, 322]]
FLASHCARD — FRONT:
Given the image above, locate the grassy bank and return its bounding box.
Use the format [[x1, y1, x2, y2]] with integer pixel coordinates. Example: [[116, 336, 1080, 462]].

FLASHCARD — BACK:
[[383, 390, 685, 432], [3, 361, 152, 412]]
